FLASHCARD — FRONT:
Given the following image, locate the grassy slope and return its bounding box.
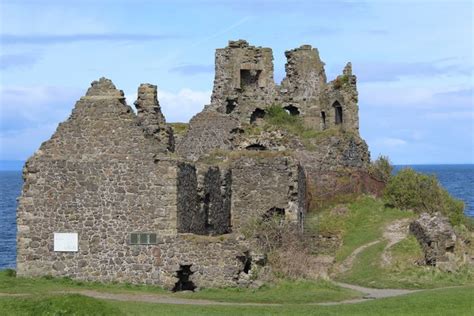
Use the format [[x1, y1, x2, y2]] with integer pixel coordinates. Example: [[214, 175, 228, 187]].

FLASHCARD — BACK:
[[310, 196, 414, 262], [338, 239, 473, 289], [310, 196, 474, 289], [1, 286, 472, 316]]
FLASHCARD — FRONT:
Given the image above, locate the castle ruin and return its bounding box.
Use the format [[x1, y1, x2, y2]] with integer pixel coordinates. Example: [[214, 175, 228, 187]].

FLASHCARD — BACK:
[[16, 40, 376, 289]]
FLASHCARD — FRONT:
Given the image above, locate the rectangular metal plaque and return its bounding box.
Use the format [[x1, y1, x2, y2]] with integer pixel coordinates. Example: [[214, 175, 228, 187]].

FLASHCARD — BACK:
[[53, 233, 78, 252]]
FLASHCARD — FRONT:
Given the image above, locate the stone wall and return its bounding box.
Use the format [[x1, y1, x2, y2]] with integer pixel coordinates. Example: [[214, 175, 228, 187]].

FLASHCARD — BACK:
[[17, 78, 180, 280], [230, 155, 306, 230], [176, 111, 240, 161]]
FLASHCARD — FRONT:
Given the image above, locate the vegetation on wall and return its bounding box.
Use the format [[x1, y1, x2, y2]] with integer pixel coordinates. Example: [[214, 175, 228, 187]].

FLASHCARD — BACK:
[[333, 75, 350, 89]]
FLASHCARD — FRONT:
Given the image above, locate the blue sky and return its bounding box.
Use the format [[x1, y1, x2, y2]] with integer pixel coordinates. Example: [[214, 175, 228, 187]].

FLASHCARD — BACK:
[[0, 0, 473, 165]]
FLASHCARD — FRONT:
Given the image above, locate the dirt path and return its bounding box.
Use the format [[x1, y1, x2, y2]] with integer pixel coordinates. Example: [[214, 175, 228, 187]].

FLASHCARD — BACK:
[[334, 218, 412, 274], [0, 286, 420, 307], [381, 218, 411, 266], [59, 290, 281, 306], [334, 240, 382, 274]]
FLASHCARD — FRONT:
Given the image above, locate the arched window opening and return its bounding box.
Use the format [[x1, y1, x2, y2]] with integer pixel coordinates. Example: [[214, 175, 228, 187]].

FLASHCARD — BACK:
[[333, 101, 343, 125], [321, 111, 326, 130], [284, 105, 300, 116]]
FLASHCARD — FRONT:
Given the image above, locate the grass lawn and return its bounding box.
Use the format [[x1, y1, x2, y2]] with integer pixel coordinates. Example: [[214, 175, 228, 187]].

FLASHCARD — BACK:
[[0, 270, 360, 304], [1, 285, 472, 315], [0, 269, 168, 295], [176, 279, 360, 304]]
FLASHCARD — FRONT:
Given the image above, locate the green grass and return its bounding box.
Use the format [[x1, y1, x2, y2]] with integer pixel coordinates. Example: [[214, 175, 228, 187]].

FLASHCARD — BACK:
[[176, 279, 361, 304], [1, 286, 472, 315], [0, 270, 360, 305], [309, 196, 414, 262], [0, 269, 167, 295], [338, 239, 474, 289], [307, 196, 474, 289], [0, 294, 123, 316], [168, 122, 189, 135]]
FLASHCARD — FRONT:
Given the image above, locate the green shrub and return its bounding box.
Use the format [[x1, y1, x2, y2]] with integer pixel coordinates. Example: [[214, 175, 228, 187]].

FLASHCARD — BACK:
[[3, 269, 16, 277], [265, 105, 300, 126], [383, 168, 465, 225], [369, 155, 393, 183], [333, 75, 349, 89]]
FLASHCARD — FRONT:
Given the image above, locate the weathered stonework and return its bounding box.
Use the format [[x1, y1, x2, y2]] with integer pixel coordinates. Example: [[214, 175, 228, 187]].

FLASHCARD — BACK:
[[409, 213, 457, 266], [17, 40, 373, 290]]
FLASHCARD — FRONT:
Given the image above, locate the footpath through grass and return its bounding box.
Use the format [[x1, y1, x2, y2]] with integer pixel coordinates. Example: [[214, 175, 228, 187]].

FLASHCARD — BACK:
[[1, 285, 472, 315], [337, 239, 474, 289], [310, 196, 413, 262], [0, 270, 360, 304]]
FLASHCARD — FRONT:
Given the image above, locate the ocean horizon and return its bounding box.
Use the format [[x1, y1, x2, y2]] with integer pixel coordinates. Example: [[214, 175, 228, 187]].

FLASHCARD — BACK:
[[1, 163, 473, 269]]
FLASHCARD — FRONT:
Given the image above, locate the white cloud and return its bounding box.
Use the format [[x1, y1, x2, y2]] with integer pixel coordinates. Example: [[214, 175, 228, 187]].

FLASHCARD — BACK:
[[374, 137, 408, 147], [160, 89, 210, 122], [125, 88, 211, 122], [0, 85, 210, 160], [0, 85, 82, 130], [424, 111, 474, 120], [359, 84, 473, 109]]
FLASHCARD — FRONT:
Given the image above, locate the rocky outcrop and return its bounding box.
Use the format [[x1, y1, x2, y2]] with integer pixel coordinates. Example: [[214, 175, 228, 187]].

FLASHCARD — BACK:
[[409, 213, 457, 266]]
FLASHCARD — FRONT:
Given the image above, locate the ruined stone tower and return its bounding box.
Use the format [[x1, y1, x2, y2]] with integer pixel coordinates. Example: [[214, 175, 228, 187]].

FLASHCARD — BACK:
[[207, 40, 359, 132], [16, 40, 374, 290]]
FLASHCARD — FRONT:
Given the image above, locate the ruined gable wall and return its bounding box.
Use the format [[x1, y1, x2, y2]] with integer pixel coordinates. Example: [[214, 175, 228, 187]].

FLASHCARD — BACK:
[[16, 79, 179, 283]]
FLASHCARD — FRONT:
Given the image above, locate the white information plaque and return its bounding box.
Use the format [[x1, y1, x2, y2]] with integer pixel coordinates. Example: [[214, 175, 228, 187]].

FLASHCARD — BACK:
[[54, 233, 78, 252]]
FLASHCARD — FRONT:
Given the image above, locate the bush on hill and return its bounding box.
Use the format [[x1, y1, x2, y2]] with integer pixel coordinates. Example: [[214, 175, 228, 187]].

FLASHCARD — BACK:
[[369, 155, 393, 183], [383, 168, 465, 226]]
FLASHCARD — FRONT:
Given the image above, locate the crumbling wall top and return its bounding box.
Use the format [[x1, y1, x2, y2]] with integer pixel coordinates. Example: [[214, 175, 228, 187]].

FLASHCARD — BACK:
[[85, 77, 125, 99]]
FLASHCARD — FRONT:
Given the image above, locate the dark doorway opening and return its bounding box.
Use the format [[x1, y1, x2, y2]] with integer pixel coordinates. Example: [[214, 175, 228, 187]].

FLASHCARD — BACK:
[[333, 101, 343, 125], [237, 251, 252, 274], [284, 105, 300, 116], [245, 143, 267, 151], [172, 265, 196, 292], [240, 69, 261, 90], [321, 111, 326, 129], [250, 108, 266, 124]]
